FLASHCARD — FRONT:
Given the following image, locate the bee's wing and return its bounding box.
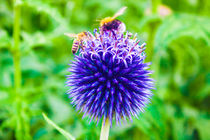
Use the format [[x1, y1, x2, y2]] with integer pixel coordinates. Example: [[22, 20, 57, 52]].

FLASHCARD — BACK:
[[112, 6, 127, 19], [64, 33, 77, 39]]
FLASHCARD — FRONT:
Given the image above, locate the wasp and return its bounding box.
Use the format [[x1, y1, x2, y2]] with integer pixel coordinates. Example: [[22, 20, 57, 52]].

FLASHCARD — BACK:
[[65, 32, 93, 54]]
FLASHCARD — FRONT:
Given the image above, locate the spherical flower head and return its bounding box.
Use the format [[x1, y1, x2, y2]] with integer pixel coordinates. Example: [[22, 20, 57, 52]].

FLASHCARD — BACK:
[[66, 29, 154, 125]]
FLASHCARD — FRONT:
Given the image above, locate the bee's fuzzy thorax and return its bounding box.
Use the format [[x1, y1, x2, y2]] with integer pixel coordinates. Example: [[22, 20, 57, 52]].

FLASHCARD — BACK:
[[66, 29, 154, 125], [100, 17, 114, 26]]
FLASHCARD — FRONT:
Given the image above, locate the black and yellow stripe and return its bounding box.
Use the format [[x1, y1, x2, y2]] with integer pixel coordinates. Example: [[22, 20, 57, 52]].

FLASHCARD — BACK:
[[72, 39, 80, 54]]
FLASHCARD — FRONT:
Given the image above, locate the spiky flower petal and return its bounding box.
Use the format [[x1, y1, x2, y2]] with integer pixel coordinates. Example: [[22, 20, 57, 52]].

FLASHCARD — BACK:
[[66, 29, 154, 125]]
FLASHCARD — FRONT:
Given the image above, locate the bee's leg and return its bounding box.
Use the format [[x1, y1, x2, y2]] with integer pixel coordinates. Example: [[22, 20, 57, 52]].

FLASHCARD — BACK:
[[112, 30, 117, 39], [109, 31, 112, 37]]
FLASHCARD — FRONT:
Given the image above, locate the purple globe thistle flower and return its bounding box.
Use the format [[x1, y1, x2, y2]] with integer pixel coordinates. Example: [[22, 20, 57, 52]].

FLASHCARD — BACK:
[[66, 29, 154, 125]]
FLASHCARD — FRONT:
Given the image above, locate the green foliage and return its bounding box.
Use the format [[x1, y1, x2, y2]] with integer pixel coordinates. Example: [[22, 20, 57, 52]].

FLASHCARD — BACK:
[[0, 0, 210, 139], [42, 113, 75, 140]]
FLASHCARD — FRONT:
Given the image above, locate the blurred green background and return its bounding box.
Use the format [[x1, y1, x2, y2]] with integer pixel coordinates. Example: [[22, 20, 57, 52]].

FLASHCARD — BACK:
[[0, 0, 210, 139]]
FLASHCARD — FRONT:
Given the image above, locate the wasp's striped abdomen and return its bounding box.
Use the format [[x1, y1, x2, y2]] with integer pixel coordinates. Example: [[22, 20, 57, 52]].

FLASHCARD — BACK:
[[72, 39, 80, 54]]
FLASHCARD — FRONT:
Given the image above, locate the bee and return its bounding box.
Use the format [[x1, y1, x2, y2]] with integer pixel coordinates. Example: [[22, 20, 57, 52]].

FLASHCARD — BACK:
[[65, 32, 93, 54], [100, 6, 127, 34]]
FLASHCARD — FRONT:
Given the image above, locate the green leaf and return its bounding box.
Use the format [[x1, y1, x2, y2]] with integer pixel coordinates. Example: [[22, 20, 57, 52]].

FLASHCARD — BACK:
[[0, 30, 11, 49], [154, 13, 210, 52], [139, 14, 162, 30], [42, 113, 75, 140], [20, 31, 51, 53], [22, 0, 70, 31]]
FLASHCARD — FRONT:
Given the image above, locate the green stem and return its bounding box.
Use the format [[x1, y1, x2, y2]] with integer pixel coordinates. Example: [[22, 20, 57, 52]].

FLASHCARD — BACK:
[[13, 0, 25, 140], [100, 119, 110, 140], [151, 0, 161, 14], [146, 0, 161, 62], [146, 24, 156, 61], [13, 1, 21, 91]]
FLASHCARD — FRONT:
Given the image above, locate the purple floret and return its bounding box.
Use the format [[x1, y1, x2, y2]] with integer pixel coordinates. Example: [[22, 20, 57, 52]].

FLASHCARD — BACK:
[[66, 29, 154, 125]]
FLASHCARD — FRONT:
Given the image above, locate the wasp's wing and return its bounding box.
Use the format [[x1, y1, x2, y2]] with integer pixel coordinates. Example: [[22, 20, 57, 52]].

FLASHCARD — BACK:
[[112, 6, 127, 19], [64, 33, 77, 39]]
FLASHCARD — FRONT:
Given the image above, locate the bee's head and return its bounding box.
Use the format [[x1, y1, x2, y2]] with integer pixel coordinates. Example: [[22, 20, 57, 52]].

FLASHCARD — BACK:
[[100, 17, 114, 26]]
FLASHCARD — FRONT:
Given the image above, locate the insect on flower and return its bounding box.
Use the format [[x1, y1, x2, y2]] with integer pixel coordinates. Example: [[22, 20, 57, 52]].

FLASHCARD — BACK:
[[65, 32, 94, 54], [99, 6, 127, 34], [66, 29, 155, 126]]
